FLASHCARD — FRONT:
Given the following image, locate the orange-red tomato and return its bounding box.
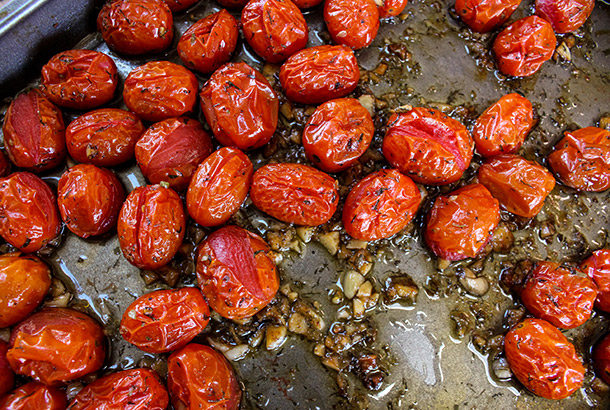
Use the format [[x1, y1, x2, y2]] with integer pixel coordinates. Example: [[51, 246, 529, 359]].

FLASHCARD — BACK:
[[477, 154, 556, 218], [40, 49, 118, 110], [0, 341, 14, 397], [342, 169, 421, 241], [493, 16, 556, 77], [536, 0, 594, 33], [382, 107, 473, 185], [425, 184, 499, 261], [118, 184, 186, 270], [580, 249, 610, 313], [0, 172, 61, 253], [0, 150, 10, 178], [0, 382, 67, 410], [196, 225, 279, 319], [302, 98, 374, 173], [279, 45, 359, 105], [455, 0, 521, 33], [377, 0, 409, 17], [324, 0, 379, 50], [292, 0, 323, 8], [7, 308, 106, 385], [186, 147, 253, 227], [135, 117, 214, 191], [547, 127, 610, 192], [593, 332, 610, 385], [217, 0, 249, 7], [163, 0, 199, 11]]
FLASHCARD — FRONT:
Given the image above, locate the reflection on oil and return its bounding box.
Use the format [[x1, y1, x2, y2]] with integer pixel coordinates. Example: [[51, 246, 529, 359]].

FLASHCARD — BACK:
[[390, 319, 440, 386]]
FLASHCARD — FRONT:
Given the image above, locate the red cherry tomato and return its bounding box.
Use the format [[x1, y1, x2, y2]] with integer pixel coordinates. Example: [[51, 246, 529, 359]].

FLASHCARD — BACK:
[[97, 0, 174, 55], [0, 151, 10, 178], [324, 0, 379, 50], [455, 0, 521, 33], [580, 249, 610, 313], [217, 0, 249, 7], [292, 0, 323, 8], [0, 172, 61, 253], [0, 341, 14, 397], [186, 147, 253, 227], [0, 382, 67, 410], [2, 90, 65, 172], [547, 127, 610, 192], [163, 0, 199, 11], [7, 307, 106, 385], [40, 49, 118, 110], [302, 98, 374, 173], [177, 9, 239, 74], [493, 16, 556, 77], [377, 0, 409, 17], [342, 169, 421, 241], [425, 184, 499, 261], [477, 154, 556, 218], [135, 117, 214, 191], [279, 45, 360, 105], [200, 62, 278, 150], [593, 332, 610, 385], [536, 0, 594, 34], [0, 253, 51, 328], [382, 107, 474, 185], [168, 344, 241, 410]]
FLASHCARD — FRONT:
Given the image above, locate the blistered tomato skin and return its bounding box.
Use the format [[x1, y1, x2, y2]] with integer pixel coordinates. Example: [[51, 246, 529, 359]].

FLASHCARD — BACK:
[[186, 147, 253, 227], [580, 249, 610, 313], [0, 382, 67, 410], [455, 0, 521, 33], [377, 0, 409, 17], [0, 172, 61, 253], [593, 333, 610, 385], [324, 0, 379, 50], [196, 225, 279, 319], [279, 45, 359, 105], [0, 341, 14, 397], [382, 107, 474, 185], [536, 0, 594, 33], [163, 0, 199, 11]]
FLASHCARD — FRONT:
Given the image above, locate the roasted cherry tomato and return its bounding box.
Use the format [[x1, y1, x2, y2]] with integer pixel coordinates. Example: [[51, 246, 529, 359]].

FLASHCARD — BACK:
[[7, 307, 106, 385], [0, 172, 61, 253], [177, 9, 239, 74], [342, 169, 421, 241], [40, 49, 118, 110], [0, 150, 10, 177], [135, 117, 213, 191], [97, 0, 174, 55], [493, 16, 556, 77], [242, 0, 308, 63], [57, 164, 125, 238], [292, 0, 323, 8], [163, 0, 199, 11], [477, 154, 556, 218], [547, 127, 610, 192], [536, 0, 594, 33], [0, 253, 51, 328], [425, 184, 499, 261], [118, 184, 186, 270], [580, 249, 610, 313], [217, 0, 249, 7], [377, 0, 409, 17], [324, 0, 379, 50], [382, 107, 473, 185], [455, 0, 521, 33], [251, 163, 339, 226], [200, 62, 278, 150], [186, 147, 253, 227], [593, 332, 610, 385], [505, 318, 585, 400], [302, 98, 374, 173], [0, 382, 67, 410], [0, 341, 14, 397], [279, 45, 359, 105], [2, 90, 65, 172]]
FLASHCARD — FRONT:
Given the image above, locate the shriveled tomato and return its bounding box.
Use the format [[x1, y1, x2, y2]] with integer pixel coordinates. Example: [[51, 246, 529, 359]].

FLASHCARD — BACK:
[[0, 341, 14, 397], [547, 127, 610, 192], [536, 0, 594, 33], [0, 172, 61, 253], [2, 90, 65, 172], [186, 147, 253, 227], [593, 332, 610, 385], [40, 49, 118, 110], [0, 150, 10, 177], [242, 0, 308, 63], [279, 45, 359, 105], [382, 107, 473, 185], [477, 154, 556, 218], [135, 117, 213, 191], [7, 307, 106, 385], [0, 382, 67, 410], [292, 0, 323, 8], [493, 16, 556, 77], [217, 0, 249, 7], [303, 98, 374, 173], [377, 0, 409, 17], [163, 0, 199, 11], [580, 249, 610, 313], [324, 0, 379, 50], [455, 0, 521, 33], [177, 9, 239, 74], [97, 0, 173, 55], [425, 184, 499, 261]]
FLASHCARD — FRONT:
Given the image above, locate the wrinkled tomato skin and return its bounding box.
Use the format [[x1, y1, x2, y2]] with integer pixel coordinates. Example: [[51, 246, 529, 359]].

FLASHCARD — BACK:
[[455, 0, 521, 33], [493, 16, 556, 77], [377, 0, 409, 17], [168, 344, 241, 410], [425, 183, 499, 261], [580, 249, 610, 313], [97, 0, 173, 56], [251, 163, 339, 226], [200, 62, 278, 150], [477, 154, 556, 218], [303, 98, 374, 173], [382, 107, 474, 185], [0, 172, 61, 253], [178, 9, 239, 74], [7, 308, 106, 385], [135, 117, 214, 191], [536, 0, 594, 34], [0, 151, 10, 177], [196, 225, 279, 319], [164, 0, 199, 11], [324, 0, 379, 50], [186, 147, 253, 227], [547, 127, 610, 192], [292, 0, 323, 8], [40, 49, 118, 110], [342, 169, 421, 241], [2, 90, 65, 172], [217, 0, 249, 7], [593, 333, 610, 385], [279, 45, 359, 105], [0, 341, 14, 397], [0, 382, 67, 410], [242, 0, 308, 63], [0, 253, 51, 328]]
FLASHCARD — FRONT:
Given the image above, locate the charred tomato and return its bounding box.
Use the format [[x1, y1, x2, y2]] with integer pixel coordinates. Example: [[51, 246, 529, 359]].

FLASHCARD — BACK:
[[536, 0, 594, 33], [580, 249, 610, 313], [324, 0, 380, 50], [455, 0, 521, 33], [0, 382, 67, 410]]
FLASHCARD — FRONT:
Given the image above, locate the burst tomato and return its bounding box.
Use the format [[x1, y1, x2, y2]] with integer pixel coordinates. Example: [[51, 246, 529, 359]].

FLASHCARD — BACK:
[[0, 382, 67, 410], [536, 0, 594, 33], [163, 0, 199, 11], [455, 0, 521, 33], [0, 341, 14, 397], [324, 0, 379, 50], [580, 249, 610, 313], [593, 332, 610, 385]]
